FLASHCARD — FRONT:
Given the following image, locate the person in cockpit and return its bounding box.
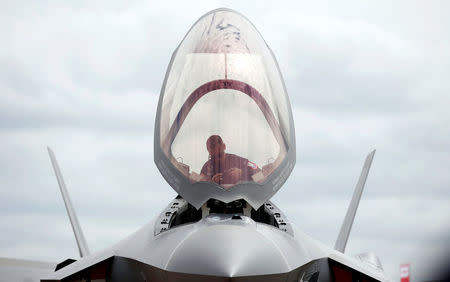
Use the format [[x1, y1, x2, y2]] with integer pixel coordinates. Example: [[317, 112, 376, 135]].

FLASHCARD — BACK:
[[200, 135, 260, 185]]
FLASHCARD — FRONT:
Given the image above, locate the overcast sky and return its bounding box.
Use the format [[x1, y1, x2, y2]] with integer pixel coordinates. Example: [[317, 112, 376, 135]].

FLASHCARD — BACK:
[[1, 1, 449, 281]]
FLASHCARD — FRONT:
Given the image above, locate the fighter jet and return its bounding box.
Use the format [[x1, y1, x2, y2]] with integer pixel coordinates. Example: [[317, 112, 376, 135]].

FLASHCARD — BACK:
[[1, 8, 388, 282]]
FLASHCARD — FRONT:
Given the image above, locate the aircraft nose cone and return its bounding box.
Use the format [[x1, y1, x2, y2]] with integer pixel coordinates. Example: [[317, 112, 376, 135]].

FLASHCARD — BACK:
[[165, 215, 290, 277]]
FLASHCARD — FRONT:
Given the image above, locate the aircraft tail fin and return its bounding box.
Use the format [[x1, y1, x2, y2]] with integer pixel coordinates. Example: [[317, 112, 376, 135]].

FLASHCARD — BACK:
[[334, 150, 376, 253], [47, 147, 90, 257]]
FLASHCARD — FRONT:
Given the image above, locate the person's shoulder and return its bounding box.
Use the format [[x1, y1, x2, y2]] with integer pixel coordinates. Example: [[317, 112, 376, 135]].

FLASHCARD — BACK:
[[226, 153, 248, 162]]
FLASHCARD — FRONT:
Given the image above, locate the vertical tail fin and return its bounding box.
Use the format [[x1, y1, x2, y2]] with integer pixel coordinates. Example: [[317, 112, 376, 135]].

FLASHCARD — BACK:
[[334, 150, 376, 253], [47, 147, 90, 257]]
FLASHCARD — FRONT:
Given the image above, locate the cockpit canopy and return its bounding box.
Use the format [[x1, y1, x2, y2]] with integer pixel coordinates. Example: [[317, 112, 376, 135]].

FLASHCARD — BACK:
[[154, 8, 295, 209]]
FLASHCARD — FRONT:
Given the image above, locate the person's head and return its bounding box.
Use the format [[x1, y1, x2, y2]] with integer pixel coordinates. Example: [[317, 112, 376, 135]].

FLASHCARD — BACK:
[[206, 135, 226, 158]]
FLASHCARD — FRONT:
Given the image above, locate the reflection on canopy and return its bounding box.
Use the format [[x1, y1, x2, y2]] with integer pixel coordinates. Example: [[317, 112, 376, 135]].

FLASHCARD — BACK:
[[157, 9, 293, 191]]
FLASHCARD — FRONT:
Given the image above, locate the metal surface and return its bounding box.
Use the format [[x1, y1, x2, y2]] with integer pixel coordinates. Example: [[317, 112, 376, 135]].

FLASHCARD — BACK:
[[46, 208, 388, 281], [163, 214, 291, 276], [154, 197, 189, 236], [107, 256, 331, 282], [47, 147, 90, 257], [334, 150, 376, 253], [48, 214, 310, 279], [264, 201, 294, 236], [355, 252, 385, 271]]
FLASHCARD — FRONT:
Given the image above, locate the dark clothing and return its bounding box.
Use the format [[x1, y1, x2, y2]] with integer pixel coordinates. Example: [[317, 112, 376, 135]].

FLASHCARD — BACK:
[[201, 153, 260, 184]]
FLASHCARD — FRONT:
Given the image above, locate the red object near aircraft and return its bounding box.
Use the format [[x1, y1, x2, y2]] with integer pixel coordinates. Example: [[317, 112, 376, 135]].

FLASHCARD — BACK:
[[400, 264, 410, 282]]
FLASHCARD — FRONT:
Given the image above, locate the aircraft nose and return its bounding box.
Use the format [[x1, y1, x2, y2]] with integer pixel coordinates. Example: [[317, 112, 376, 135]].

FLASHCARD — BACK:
[[165, 215, 291, 277]]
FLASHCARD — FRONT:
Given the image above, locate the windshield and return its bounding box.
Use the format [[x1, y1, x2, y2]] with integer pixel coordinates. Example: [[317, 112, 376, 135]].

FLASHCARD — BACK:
[[155, 9, 295, 208]]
